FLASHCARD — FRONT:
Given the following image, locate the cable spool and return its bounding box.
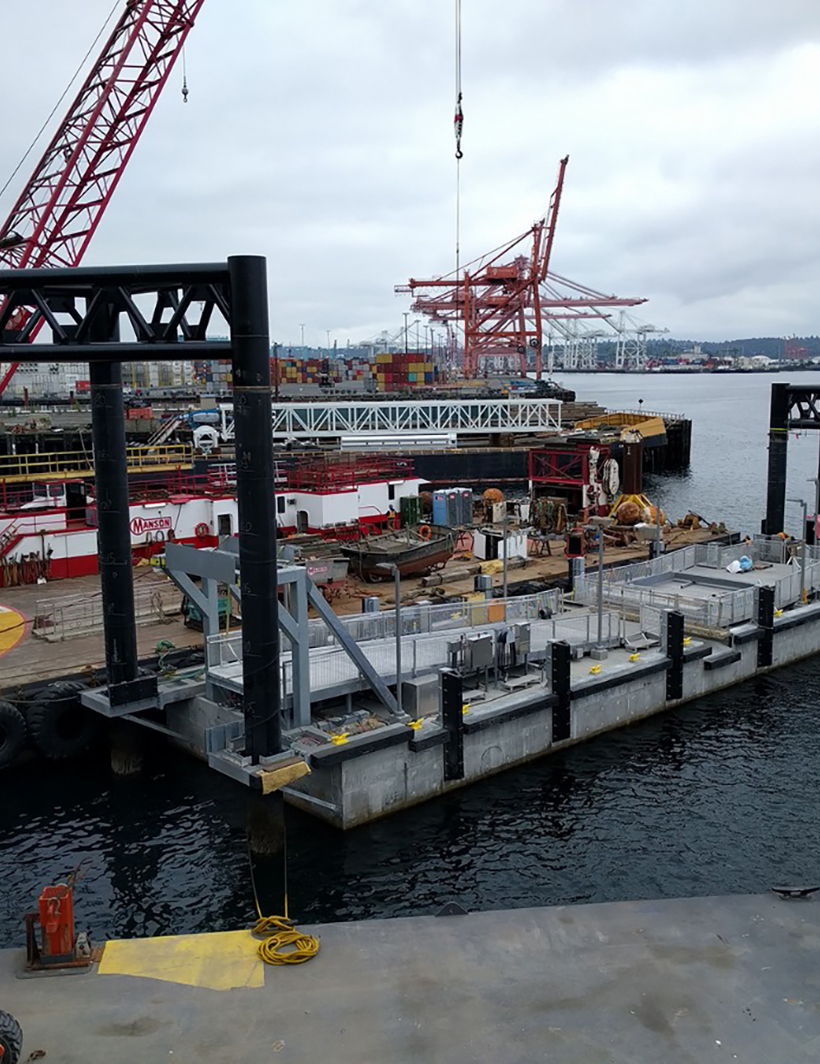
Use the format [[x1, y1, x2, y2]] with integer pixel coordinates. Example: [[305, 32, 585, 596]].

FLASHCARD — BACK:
[[195, 522, 209, 538]]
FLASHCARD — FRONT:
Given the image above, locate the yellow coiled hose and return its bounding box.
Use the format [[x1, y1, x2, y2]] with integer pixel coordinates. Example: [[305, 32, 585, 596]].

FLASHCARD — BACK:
[[252, 914, 320, 965]]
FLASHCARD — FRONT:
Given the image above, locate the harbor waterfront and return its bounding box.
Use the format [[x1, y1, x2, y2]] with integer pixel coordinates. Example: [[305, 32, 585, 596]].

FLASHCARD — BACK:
[[2, 373, 820, 941]]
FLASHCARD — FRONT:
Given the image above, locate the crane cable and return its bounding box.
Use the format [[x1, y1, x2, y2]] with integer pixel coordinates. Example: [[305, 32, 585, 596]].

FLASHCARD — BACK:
[[0, 0, 120, 208], [454, 0, 464, 280], [182, 45, 189, 103]]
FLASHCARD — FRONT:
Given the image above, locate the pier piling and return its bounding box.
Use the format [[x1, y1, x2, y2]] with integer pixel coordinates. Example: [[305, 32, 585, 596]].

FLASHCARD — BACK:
[[229, 255, 281, 762], [89, 343, 154, 707], [763, 383, 790, 535]]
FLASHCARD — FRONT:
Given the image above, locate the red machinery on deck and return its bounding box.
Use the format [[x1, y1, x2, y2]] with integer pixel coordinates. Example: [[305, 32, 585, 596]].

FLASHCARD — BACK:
[[37, 884, 75, 963], [24, 877, 90, 973]]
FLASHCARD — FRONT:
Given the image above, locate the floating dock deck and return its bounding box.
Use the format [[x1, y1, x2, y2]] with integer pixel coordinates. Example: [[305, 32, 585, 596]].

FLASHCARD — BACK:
[[1, 892, 818, 1062]]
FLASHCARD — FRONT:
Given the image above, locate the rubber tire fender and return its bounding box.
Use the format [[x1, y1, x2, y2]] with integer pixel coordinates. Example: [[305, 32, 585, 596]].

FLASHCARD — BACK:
[[0, 1008, 23, 1064], [0, 700, 26, 771], [26, 680, 100, 760]]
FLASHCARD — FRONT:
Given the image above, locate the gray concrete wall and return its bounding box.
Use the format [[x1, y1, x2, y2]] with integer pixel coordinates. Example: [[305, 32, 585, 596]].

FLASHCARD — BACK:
[[572, 670, 667, 740], [297, 608, 820, 829]]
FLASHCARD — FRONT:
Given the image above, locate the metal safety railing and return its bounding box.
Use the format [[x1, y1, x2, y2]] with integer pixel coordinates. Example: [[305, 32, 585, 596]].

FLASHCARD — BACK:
[[299, 587, 564, 650], [206, 591, 621, 699], [33, 581, 181, 640], [0, 443, 194, 483], [207, 588, 564, 669], [277, 609, 621, 702], [578, 540, 820, 630]]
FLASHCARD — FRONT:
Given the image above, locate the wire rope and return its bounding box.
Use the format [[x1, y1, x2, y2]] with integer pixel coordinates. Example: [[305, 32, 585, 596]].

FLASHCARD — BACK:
[[0, 0, 120, 207]]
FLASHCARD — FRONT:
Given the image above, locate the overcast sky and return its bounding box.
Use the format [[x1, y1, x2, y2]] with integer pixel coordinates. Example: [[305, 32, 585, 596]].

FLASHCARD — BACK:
[[2, 0, 819, 346]]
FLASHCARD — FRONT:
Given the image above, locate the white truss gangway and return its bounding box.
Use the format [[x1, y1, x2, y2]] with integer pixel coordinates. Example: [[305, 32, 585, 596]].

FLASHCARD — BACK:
[[216, 398, 562, 442]]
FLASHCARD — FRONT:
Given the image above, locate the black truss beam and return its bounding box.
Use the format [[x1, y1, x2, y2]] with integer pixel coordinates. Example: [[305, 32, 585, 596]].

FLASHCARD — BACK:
[[0, 262, 231, 360]]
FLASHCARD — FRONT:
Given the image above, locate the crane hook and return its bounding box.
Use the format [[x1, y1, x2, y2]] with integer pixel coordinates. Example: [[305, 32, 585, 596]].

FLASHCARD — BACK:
[[182, 76, 189, 103]]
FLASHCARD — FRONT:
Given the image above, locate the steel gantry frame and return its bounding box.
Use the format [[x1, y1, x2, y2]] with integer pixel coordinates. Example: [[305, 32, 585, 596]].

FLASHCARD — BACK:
[[764, 382, 820, 536], [0, 0, 207, 396], [0, 258, 283, 785]]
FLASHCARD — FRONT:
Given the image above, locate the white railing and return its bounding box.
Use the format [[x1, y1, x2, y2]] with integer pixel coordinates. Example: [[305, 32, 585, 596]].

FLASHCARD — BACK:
[[576, 539, 820, 629], [266, 398, 562, 438], [577, 580, 756, 629], [207, 588, 566, 670], [277, 611, 621, 702], [299, 588, 564, 650], [33, 582, 180, 640], [207, 599, 622, 699]]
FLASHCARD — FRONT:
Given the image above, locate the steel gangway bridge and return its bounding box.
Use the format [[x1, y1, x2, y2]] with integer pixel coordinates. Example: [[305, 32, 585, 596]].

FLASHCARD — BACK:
[[212, 397, 563, 442]]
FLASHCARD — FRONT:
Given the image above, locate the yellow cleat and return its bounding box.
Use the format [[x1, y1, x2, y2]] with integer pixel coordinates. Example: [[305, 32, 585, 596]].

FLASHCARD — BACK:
[[589, 664, 602, 675], [329, 732, 349, 746], [629, 653, 641, 662], [407, 719, 424, 731]]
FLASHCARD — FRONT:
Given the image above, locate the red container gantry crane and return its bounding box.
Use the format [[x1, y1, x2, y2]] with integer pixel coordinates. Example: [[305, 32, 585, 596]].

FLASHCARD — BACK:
[[0, 0, 207, 397], [397, 156, 647, 380]]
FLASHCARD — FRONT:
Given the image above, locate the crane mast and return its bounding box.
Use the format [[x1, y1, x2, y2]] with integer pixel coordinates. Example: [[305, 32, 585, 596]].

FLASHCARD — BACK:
[[0, 0, 207, 396]]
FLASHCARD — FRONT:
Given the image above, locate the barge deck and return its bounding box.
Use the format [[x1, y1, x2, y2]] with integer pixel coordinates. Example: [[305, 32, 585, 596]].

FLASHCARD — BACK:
[[0, 891, 817, 1062]]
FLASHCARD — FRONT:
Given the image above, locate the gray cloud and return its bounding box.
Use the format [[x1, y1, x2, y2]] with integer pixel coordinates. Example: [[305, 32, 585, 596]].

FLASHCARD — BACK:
[[1, 0, 819, 346]]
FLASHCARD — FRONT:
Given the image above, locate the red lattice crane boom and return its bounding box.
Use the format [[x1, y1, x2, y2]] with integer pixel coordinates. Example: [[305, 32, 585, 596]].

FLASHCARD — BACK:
[[0, 0, 207, 396], [397, 156, 646, 379]]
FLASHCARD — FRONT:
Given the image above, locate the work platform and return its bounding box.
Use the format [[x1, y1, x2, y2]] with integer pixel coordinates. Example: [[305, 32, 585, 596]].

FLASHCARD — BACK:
[[1, 892, 817, 1062], [207, 602, 622, 710]]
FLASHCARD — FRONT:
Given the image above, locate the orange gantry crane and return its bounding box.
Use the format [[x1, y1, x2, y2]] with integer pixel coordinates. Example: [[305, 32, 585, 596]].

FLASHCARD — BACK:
[[0, 0, 207, 397], [397, 156, 647, 379]]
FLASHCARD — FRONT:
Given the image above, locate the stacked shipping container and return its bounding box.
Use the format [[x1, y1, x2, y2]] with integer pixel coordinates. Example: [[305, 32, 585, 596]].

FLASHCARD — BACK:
[[373, 352, 438, 391], [270, 352, 441, 390]]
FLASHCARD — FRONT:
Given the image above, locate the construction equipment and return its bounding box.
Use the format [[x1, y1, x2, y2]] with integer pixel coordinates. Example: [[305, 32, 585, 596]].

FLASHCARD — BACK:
[[0, 0, 207, 396], [181, 592, 238, 631], [24, 877, 92, 973]]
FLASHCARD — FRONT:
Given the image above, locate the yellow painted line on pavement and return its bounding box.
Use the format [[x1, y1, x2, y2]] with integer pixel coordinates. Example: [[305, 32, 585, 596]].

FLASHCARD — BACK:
[[98, 930, 265, 991], [0, 605, 26, 657]]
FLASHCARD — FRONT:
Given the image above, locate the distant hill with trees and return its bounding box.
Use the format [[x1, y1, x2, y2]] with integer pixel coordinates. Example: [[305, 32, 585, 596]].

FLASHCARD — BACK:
[[644, 337, 820, 360]]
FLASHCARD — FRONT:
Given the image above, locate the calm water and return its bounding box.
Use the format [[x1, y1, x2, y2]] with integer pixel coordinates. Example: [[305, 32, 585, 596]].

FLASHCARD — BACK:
[[2, 372, 820, 946]]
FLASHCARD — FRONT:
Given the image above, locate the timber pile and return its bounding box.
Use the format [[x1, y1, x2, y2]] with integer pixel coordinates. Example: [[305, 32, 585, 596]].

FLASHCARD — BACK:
[[559, 401, 608, 425]]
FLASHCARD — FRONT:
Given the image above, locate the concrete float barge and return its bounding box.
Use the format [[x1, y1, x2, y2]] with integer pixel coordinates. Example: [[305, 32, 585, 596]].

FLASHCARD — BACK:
[[108, 532, 820, 829]]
